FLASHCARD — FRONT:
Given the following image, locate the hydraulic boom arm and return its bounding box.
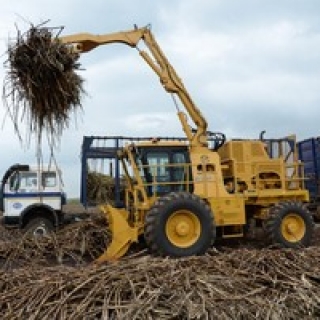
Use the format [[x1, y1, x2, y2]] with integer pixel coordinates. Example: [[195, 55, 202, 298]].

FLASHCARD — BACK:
[[59, 26, 208, 147]]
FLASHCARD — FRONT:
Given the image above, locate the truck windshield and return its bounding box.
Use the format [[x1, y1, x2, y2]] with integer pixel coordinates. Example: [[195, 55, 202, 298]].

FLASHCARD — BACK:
[[10, 172, 37, 191]]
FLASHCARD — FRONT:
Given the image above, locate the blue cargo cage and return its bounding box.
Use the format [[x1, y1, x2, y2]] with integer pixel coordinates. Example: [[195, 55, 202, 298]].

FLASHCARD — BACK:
[[298, 137, 320, 203]]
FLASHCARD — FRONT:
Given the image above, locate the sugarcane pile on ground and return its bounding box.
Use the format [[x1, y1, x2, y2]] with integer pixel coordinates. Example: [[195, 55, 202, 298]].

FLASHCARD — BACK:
[[3, 23, 84, 146], [87, 171, 126, 205], [0, 221, 320, 319], [0, 213, 110, 270], [1, 244, 320, 319]]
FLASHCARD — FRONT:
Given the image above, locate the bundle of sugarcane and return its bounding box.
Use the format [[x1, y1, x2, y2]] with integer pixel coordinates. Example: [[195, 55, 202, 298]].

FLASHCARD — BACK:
[[3, 23, 85, 145], [87, 171, 126, 205]]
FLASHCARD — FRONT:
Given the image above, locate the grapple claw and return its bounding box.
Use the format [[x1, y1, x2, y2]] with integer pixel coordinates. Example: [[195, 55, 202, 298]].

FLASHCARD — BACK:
[[96, 205, 139, 263]]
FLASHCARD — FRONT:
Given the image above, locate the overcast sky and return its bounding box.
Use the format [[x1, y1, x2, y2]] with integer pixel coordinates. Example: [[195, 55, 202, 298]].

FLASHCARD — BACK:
[[0, 0, 320, 198]]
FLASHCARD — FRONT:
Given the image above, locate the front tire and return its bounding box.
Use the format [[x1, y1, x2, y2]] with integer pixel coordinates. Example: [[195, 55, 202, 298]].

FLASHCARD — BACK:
[[265, 201, 314, 248], [24, 217, 54, 237], [144, 192, 215, 257]]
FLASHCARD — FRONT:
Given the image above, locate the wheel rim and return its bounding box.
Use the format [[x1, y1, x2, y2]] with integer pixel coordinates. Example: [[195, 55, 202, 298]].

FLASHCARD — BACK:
[[281, 213, 305, 242], [33, 225, 48, 237], [165, 210, 201, 248]]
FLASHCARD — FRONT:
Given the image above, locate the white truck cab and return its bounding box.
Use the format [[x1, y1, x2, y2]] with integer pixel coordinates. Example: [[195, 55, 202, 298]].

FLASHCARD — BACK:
[[0, 164, 66, 235]]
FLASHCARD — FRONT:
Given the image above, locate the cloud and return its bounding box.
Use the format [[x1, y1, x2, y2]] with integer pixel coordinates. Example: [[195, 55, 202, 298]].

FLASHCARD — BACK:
[[0, 0, 320, 197], [123, 112, 181, 135]]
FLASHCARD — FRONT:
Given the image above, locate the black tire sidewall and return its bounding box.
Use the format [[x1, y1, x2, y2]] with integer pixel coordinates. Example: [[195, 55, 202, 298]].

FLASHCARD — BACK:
[[152, 194, 214, 256], [25, 217, 54, 236], [270, 203, 314, 248]]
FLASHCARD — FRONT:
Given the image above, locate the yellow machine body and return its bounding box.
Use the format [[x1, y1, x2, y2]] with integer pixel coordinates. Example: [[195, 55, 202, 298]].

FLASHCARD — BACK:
[[98, 137, 308, 261]]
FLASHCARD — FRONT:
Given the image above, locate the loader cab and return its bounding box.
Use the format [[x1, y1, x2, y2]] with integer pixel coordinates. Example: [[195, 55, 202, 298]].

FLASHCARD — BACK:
[[132, 143, 193, 196]]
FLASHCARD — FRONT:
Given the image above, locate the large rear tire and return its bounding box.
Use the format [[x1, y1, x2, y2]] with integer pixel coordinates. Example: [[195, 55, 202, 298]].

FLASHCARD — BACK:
[[265, 201, 314, 248], [144, 192, 215, 257]]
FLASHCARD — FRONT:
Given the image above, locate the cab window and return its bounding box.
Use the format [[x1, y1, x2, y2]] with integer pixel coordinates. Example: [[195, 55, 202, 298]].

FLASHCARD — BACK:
[[138, 147, 191, 195], [42, 172, 57, 188], [146, 152, 170, 183]]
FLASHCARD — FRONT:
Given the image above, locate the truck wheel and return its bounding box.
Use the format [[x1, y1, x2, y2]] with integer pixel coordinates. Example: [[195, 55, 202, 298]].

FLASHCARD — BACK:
[[24, 217, 54, 237], [265, 201, 315, 248], [144, 192, 215, 257]]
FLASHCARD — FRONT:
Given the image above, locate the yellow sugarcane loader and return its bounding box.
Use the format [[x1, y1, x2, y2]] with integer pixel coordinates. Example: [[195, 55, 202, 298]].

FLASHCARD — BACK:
[[59, 25, 314, 262]]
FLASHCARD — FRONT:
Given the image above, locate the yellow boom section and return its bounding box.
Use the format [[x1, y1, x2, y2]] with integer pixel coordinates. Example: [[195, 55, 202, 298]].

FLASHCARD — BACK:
[[59, 26, 208, 147]]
